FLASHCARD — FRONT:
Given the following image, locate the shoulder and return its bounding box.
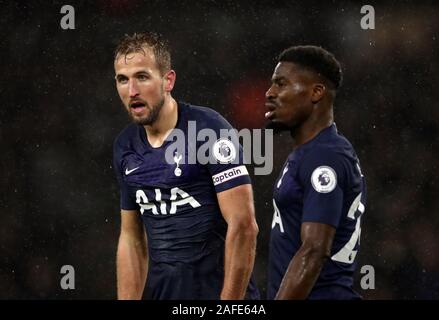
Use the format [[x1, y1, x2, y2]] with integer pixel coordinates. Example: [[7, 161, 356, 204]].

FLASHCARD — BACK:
[[295, 127, 362, 191], [113, 123, 139, 151], [302, 128, 357, 166], [297, 139, 354, 184], [181, 102, 233, 130], [182, 102, 223, 120], [302, 144, 345, 164]]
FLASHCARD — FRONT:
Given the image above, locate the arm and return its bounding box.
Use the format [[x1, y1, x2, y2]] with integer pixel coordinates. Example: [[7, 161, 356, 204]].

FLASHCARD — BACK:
[[116, 209, 148, 300], [217, 184, 259, 300], [275, 222, 335, 300]]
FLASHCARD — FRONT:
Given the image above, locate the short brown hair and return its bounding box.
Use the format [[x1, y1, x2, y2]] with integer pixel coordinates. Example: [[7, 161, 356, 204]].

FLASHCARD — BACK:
[[114, 32, 171, 75]]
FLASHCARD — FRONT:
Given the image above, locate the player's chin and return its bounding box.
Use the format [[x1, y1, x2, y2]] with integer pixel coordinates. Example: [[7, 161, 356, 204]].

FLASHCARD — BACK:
[[130, 114, 150, 125], [265, 119, 291, 133]]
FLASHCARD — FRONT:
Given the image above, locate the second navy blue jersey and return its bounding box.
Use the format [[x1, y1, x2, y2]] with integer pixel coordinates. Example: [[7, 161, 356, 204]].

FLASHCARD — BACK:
[[113, 101, 259, 299], [268, 124, 366, 300]]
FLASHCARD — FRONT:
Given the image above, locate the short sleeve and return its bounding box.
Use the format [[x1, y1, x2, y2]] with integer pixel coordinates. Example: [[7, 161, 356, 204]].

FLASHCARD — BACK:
[[113, 139, 138, 210], [203, 112, 251, 193], [298, 147, 348, 228]]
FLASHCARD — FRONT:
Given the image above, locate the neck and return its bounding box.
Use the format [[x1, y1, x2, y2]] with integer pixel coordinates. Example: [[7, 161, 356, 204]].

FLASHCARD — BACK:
[[291, 106, 333, 149], [144, 96, 178, 147]]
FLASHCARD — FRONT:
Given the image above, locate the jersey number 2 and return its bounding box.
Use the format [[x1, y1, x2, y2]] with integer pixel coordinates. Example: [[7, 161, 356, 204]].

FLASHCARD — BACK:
[[331, 193, 365, 264]]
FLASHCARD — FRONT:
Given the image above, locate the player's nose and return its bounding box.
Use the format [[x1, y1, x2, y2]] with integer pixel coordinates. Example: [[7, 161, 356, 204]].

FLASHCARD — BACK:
[[128, 79, 140, 97], [265, 85, 276, 100]]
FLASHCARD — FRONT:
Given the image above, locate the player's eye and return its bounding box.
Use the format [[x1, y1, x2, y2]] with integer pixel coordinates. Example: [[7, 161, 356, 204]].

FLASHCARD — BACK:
[[117, 76, 128, 84], [273, 79, 285, 88], [137, 74, 149, 81]]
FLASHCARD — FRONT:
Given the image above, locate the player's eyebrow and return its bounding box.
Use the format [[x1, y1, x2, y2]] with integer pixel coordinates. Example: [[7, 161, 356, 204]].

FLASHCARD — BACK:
[[114, 70, 151, 80], [271, 76, 287, 83], [133, 70, 151, 76]]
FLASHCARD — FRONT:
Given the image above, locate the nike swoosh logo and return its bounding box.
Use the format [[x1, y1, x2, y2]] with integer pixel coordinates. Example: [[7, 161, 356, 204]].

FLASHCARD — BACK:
[[125, 167, 140, 175]]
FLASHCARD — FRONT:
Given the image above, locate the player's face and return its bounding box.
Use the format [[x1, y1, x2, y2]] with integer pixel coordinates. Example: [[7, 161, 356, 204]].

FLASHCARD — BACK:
[[265, 62, 315, 129], [114, 48, 166, 125]]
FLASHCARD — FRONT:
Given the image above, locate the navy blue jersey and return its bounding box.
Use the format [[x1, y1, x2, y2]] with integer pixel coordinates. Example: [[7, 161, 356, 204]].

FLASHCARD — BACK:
[[268, 124, 366, 300], [113, 101, 260, 299]]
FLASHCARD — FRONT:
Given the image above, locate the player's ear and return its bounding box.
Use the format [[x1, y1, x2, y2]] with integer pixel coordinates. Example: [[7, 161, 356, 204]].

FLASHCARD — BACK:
[[163, 70, 176, 92], [311, 83, 325, 103]]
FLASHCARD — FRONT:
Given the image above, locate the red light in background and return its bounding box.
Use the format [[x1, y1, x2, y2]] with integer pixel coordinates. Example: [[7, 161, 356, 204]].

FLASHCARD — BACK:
[[226, 75, 268, 130]]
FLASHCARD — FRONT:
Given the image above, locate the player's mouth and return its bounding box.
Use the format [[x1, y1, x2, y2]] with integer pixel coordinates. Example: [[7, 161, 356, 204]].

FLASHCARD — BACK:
[[130, 100, 147, 114], [264, 102, 277, 120]]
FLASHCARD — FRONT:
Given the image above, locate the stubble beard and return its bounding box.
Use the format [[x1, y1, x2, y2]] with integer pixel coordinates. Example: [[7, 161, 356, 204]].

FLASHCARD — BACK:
[[132, 97, 165, 126]]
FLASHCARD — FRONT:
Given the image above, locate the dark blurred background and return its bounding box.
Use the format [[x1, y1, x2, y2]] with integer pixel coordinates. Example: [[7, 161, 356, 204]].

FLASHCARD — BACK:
[[1, 0, 438, 299]]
